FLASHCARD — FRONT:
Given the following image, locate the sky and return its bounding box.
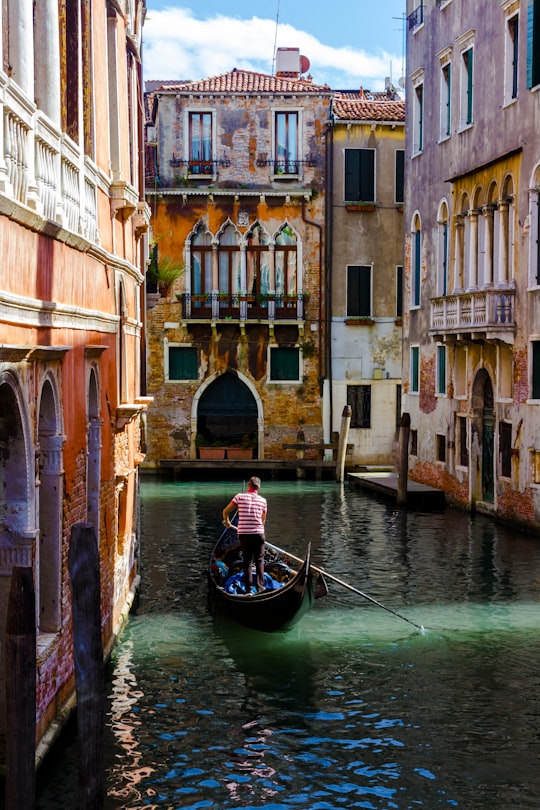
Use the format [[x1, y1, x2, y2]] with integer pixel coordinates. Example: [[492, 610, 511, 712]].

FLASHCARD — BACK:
[[143, 0, 406, 92]]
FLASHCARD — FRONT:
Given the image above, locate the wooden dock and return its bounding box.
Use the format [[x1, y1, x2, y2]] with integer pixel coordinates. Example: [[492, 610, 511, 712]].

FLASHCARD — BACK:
[[153, 458, 348, 481], [348, 471, 446, 509]]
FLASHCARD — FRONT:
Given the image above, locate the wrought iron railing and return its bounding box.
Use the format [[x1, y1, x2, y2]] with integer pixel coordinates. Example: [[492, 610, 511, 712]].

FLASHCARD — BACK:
[[255, 156, 319, 174], [169, 157, 231, 174], [408, 4, 424, 30], [180, 292, 308, 321]]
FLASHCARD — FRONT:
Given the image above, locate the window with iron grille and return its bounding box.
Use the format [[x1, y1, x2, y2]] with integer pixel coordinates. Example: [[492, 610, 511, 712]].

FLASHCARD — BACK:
[[410, 429, 418, 456], [347, 385, 371, 428]]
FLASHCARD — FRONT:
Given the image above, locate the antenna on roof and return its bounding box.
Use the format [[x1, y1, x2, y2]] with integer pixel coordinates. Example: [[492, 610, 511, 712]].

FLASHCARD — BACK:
[[271, 0, 281, 75]]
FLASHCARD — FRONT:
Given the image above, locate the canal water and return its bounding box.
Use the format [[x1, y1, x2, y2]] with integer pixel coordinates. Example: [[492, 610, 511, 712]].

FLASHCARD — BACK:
[[35, 478, 540, 809]]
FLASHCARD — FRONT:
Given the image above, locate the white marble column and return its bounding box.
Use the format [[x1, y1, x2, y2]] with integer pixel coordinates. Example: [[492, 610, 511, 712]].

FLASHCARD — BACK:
[[497, 199, 509, 286], [482, 206, 494, 287], [453, 214, 464, 292], [468, 210, 479, 290], [34, 0, 61, 124], [9, 0, 34, 98]]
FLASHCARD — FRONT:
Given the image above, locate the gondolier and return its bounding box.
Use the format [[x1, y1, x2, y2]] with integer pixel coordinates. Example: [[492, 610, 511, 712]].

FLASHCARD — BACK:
[[222, 476, 267, 594]]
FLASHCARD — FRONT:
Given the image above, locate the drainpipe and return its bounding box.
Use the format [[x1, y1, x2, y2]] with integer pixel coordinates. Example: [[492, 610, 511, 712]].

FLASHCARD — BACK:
[[324, 118, 334, 440]]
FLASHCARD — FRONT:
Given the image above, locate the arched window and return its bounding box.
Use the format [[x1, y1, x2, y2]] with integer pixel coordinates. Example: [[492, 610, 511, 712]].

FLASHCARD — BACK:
[[528, 164, 540, 287], [191, 223, 213, 295], [411, 214, 421, 307], [218, 222, 240, 293], [500, 175, 514, 284], [437, 200, 449, 296], [275, 225, 297, 296], [246, 222, 270, 296]]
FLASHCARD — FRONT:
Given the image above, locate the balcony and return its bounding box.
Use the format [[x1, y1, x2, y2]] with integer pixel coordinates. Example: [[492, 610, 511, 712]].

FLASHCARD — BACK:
[[179, 292, 307, 321], [408, 4, 424, 30], [430, 288, 516, 344], [169, 157, 230, 177], [1, 81, 104, 245]]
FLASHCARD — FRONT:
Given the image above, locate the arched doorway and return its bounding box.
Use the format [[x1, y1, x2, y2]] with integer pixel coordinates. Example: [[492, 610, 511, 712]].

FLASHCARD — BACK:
[[471, 369, 495, 504], [196, 371, 258, 450], [37, 377, 63, 633], [0, 374, 34, 734]]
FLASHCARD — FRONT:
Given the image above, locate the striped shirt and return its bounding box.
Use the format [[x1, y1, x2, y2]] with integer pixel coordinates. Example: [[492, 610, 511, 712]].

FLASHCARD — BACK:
[[233, 490, 267, 535]]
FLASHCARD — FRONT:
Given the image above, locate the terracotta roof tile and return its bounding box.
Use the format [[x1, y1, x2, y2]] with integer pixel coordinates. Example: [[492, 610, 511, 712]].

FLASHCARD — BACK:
[[151, 68, 331, 95], [332, 91, 405, 123]]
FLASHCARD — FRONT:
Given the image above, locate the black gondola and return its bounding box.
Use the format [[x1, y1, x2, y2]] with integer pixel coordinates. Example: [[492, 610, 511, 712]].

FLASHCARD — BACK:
[[208, 525, 328, 632]]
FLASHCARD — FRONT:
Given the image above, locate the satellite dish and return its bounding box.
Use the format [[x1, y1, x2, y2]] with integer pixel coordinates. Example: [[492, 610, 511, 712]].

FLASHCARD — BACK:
[[300, 55, 310, 74], [398, 77, 406, 88]]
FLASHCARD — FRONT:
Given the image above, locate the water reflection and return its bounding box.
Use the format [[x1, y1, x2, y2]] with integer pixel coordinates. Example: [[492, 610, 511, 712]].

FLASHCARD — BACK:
[[35, 479, 540, 810]]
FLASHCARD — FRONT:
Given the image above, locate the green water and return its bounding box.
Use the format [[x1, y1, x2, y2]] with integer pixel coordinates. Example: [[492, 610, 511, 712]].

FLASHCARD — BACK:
[[36, 479, 540, 809]]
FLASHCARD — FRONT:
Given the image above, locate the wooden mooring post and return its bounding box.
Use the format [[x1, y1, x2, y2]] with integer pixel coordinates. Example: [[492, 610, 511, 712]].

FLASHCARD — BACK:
[[68, 523, 105, 810], [5, 566, 36, 810], [397, 412, 411, 506], [336, 405, 352, 482]]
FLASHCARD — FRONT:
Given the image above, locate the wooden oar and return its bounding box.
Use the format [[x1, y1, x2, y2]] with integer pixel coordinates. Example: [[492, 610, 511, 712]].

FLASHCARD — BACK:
[[266, 540, 425, 632]]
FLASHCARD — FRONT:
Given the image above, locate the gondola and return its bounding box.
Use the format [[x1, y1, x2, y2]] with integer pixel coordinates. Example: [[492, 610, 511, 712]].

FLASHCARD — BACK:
[[208, 524, 328, 632]]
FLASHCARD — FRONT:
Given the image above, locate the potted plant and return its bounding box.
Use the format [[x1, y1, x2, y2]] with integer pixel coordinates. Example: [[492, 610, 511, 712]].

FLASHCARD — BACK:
[[226, 434, 256, 460], [147, 246, 185, 296], [196, 435, 226, 460]]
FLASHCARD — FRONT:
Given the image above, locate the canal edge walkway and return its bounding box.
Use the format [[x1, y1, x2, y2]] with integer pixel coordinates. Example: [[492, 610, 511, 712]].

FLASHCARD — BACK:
[[348, 471, 446, 509]]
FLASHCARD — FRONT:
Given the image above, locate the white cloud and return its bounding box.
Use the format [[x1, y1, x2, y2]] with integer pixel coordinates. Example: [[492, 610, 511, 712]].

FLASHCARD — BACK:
[[143, 8, 401, 91]]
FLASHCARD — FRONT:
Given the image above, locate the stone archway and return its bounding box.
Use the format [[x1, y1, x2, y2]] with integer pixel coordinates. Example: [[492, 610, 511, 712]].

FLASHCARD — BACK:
[[0, 374, 34, 735], [193, 370, 261, 455], [470, 368, 495, 505]]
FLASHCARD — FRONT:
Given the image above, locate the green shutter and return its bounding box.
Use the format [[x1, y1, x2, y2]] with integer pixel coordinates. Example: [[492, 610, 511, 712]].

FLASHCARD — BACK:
[[345, 150, 360, 200], [396, 265, 403, 317], [437, 346, 446, 394], [359, 149, 375, 202], [527, 0, 540, 87], [411, 347, 419, 393], [395, 150, 404, 204], [466, 48, 473, 124], [414, 229, 421, 307], [169, 347, 198, 380], [347, 266, 371, 317], [446, 64, 451, 136], [533, 342, 540, 398], [345, 150, 374, 201], [270, 347, 300, 381]]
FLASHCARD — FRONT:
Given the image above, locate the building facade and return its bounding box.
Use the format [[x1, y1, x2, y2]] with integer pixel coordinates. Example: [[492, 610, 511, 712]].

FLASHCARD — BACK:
[[0, 0, 149, 762], [404, 0, 540, 529], [330, 88, 405, 465], [144, 55, 332, 464]]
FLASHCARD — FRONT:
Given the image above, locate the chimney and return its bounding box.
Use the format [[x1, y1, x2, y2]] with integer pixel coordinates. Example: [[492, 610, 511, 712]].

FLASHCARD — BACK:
[[275, 48, 310, 79]]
